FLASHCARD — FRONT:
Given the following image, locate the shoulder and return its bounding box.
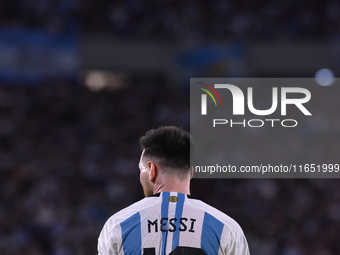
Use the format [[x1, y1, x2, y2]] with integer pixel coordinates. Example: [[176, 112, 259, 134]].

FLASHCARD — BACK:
[[187, 197, 245, 239], [188, 198, 240, 227], [188, 197, 249, 254], [103, 196, 159, 233], [98, 196, 160, 253]]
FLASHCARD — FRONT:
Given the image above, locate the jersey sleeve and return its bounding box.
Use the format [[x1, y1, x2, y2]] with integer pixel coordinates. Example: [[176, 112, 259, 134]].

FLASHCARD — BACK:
[[221, 222, 250, 255], [98, 218, 119, 255]]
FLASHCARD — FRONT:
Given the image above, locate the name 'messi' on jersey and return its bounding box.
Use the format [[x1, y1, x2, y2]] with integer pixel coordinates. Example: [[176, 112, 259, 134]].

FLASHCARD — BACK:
[[147, 217, 196, 233]]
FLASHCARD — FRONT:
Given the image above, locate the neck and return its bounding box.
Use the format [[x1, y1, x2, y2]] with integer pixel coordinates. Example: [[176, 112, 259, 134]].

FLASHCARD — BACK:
[[153, 174, 191, 195]]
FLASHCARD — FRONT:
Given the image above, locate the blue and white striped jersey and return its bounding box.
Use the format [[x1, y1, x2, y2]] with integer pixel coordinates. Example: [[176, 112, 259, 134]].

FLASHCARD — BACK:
[[98, 192, 250, 255]]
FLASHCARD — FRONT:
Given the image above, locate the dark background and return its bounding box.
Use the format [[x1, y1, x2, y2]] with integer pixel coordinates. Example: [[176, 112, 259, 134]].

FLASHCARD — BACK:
[[0, 0, 340, 254]]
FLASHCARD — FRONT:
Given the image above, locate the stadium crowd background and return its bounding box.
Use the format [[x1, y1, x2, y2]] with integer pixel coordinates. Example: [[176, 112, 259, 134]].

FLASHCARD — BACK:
[[1, 0, 340, 39], [0, 0, 340, 255]]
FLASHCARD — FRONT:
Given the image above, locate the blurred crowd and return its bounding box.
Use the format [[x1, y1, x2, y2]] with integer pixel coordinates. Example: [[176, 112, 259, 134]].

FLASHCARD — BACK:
[[1, 0, 340, 254], [1, 0, 340, 39], [0, 78, 339, 255], [0, 77, 189, 255]]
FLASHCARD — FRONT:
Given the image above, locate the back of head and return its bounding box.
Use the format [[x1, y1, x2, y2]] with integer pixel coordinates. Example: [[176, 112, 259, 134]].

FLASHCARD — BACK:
[[139, 126, 194, 175]]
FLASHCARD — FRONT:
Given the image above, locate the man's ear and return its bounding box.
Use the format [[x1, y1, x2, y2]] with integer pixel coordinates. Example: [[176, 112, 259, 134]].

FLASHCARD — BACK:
[[148, 161, 157, 182], [190, 166, 194, 179]]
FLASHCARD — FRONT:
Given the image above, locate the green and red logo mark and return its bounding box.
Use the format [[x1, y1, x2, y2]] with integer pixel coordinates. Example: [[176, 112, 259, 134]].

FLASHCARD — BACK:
[[197, 82, 222, 115]]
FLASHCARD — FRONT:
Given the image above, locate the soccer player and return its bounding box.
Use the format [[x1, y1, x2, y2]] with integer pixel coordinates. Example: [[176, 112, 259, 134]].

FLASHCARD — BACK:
[[98, 126, 250, 255]]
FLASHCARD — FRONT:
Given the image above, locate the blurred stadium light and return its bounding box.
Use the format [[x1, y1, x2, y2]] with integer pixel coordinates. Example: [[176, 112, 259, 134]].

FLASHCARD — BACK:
[[79, 70, 129, 92]]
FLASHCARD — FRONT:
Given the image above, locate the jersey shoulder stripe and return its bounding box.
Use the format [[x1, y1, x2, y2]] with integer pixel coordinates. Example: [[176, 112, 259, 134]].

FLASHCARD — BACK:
[[201, 212, 224, 254], [121, 212, 142, 255], [105, 196, 159, 233], [187, 198, 242, 241]]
